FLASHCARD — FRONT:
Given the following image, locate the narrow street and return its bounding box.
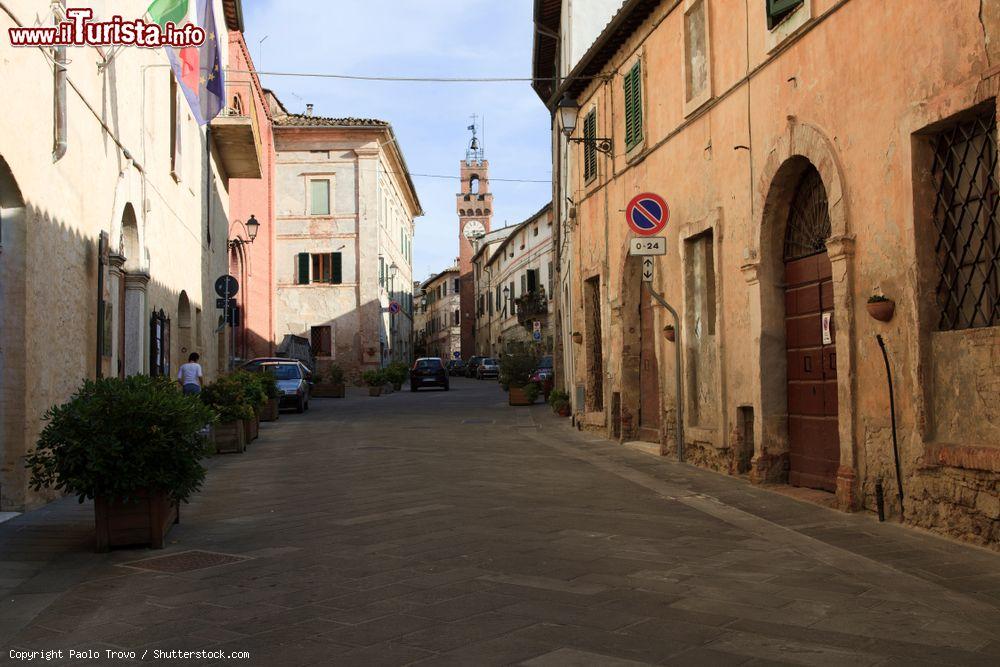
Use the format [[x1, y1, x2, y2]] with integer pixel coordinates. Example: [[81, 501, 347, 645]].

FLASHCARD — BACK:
[[2, 381, 1000, 666]]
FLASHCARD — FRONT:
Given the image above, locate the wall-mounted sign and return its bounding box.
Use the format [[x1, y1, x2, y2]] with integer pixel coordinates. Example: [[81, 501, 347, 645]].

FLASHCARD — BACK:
[[626, 193, 670, 237], [822, 312, 833, 345], [642, 258, 655, 283], [389, 301, 401, 315], [629, 237, 667, 256]]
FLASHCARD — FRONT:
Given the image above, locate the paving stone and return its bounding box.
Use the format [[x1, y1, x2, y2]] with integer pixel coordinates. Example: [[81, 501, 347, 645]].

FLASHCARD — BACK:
[[322, 613, 438, 646]]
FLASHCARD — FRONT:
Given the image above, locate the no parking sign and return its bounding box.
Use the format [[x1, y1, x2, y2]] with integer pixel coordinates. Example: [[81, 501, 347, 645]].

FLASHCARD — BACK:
[[626, 193, 669, 237]]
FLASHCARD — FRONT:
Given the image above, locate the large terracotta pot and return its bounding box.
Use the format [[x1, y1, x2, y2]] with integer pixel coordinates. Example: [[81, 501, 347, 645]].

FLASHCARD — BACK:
[[213, 420, 246, 454], [94, 489, 178, 552], [509, 386, 534, 406], [368, 386, 383, 397], [867, 300, 895, 322], [260, 398, 280, 422]]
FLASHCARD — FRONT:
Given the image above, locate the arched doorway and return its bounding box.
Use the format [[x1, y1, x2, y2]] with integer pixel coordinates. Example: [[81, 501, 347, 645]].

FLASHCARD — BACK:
[[0, 155, 27, 510], [782, 166, 839, 492], [119, 204, 147, 377]]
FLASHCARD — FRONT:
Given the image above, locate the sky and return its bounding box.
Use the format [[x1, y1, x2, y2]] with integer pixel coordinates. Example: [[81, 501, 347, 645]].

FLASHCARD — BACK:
[[244, 1, 554, 282]]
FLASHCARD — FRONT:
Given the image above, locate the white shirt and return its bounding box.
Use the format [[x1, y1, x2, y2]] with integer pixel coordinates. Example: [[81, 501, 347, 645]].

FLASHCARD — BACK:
[[177, 362, 203, 386]]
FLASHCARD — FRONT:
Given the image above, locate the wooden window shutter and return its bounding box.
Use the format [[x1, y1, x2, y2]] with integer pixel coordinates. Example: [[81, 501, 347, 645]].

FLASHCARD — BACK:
[[623, 71, 634, 148], [521, 273, 527, 295], [767, 0, 803, 28], [625, 62, 643, 150], [331, 252, 343, 284], [297, 253, 310, 285], [584, 110, 597, 180]]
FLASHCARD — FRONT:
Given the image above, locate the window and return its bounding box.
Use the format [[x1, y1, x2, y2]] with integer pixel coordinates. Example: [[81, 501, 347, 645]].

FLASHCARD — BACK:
[[310, 179, 331, 215], [379, 257, 385, 287], [583, 109, 598, 181], [929, 108, 1000, 331], [684, 0, 710, 106], [311, 326, 332, 357], [527, 269, 539, 293], [296, 252, 342, 285], [623, 61, 644, 151], [454, 278, 461, 294], [767, 0, 803, 29], [169, 75, 182, 179], [548, 261, 553, 294], [453, 310, 460, 326]]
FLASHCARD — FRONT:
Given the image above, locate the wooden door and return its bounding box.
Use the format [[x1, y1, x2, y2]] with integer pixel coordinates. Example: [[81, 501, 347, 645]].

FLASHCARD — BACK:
[[784, 252, 839, 492], [638, 288, 661, 442]]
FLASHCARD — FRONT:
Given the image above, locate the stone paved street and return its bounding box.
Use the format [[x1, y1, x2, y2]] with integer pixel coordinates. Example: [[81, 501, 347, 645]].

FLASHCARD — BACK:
[[2, 378, 1000, 666]]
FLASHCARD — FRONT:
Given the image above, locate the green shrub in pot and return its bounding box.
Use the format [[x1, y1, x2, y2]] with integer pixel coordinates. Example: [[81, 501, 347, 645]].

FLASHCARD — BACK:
[[499, 351, 539, 389], [25, 375, 215, 504], [362, 369, 386, 387], [201, 374, 256, 423]]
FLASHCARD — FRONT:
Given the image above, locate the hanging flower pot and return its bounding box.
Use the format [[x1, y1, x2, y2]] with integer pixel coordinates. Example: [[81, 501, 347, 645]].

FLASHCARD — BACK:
[[663, 325, 676, 342], [572, 332, 583, 345], [867, 296, 895, 323]]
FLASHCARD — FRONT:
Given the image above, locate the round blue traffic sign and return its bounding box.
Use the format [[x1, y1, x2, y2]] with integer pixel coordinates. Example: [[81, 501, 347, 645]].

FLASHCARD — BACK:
[[626, 193, 670, 237]]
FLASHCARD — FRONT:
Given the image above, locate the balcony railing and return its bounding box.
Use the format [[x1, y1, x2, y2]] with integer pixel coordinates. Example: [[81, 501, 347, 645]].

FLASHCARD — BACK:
[[515, 289, 548, 326]]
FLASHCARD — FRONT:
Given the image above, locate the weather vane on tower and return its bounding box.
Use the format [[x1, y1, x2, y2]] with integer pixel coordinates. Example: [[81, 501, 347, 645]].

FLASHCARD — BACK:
[[466, 114, 484, 164]]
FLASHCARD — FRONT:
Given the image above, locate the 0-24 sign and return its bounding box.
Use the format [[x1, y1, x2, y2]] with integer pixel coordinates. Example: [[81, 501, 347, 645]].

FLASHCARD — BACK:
[[629, 237, 667, 256]]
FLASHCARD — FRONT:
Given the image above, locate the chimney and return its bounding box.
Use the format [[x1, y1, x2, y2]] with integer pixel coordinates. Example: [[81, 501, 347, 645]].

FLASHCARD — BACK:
[[305, 104, 314, 117]]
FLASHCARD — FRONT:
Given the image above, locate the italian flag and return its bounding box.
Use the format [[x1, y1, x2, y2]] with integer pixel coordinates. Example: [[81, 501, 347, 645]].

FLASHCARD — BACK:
[[147, 0, 225, 125]]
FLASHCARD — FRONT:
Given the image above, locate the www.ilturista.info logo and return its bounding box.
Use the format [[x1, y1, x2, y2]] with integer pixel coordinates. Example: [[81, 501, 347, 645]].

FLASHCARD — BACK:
[[8, 8, 205, 48]]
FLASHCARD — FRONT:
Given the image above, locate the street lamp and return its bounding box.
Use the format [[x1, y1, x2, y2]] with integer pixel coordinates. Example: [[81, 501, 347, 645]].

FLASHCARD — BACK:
[[503, 285, 510, 313], [558, 92, 613, 155], [246, 215, 260, 242], [228, 215, 261, 250]]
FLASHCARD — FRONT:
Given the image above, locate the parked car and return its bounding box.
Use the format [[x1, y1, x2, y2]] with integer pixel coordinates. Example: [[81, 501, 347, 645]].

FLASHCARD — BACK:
[[477, 358, 500, 380], [241, 357, 313, 380], [257, 361, 311, 413], [411, 358, 450, 391], [447, 359, 466, 376], [465, 356, 486, 378], [530, 355, 554, 394]]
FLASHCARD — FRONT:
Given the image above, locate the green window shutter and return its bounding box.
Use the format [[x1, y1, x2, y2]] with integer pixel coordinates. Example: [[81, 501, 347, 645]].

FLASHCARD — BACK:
[[767, 0, 803, 28], [297, 253, 310, 285], [331, 252, 343, 284], [625, 62, 643, 150], [584, 110, 597, 180], [623, 71, 634, 148]]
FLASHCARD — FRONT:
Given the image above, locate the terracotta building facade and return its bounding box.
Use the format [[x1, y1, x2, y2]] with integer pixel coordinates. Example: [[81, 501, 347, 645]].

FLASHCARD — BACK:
[[534, 0, 1000, 548]]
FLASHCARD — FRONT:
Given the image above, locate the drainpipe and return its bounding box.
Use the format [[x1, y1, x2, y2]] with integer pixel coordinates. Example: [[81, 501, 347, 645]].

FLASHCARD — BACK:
[[52, 0, 67, 162], [876, 334, 904, 519]]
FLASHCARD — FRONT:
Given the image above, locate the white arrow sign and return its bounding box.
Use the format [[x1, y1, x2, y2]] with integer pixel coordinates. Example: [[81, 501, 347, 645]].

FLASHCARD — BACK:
[[642, 258, 655, 283]]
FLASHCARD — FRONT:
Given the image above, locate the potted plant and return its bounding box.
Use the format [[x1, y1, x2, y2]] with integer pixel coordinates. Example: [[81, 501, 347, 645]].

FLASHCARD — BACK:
[[548, 389, 571, 417], [867, 293, 895, 322], [501, 351, 541, 406], [25, 375, 214, 552], [256, 371, 280, 422], [232, 371, 267, 443], [385, 362, 409, 392], [663, 325, 676, 342], [363, 369, 385, 397], [313, 364, 347, 398], [201, 375, 255, 454]]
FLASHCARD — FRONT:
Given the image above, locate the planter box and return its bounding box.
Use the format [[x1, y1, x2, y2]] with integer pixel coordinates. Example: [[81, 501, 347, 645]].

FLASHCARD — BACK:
[[368, 386, 383, 397], [312, 382, 346, 398], [509, 386, 535, 406], [214, 420, 246, 454], [94, 489, 178, 552], [260, 398, 280, 422], [243, 416, 259, 444]]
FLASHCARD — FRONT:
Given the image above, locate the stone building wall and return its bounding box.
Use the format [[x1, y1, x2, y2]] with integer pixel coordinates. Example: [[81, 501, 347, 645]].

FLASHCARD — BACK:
[[0, 0, 237, 510], [556, 0, 1000, 548]]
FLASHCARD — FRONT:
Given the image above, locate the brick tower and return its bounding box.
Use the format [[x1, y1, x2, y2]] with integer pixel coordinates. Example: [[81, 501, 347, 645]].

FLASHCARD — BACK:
[[456, 120, 492, 359]]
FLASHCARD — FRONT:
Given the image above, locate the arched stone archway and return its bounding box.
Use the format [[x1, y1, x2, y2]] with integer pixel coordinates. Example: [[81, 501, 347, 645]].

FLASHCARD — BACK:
[[0, 155, 27, 510], [178, 291, 192, 359], [118, 203, 149, 377], [744, 119, 858, 510]]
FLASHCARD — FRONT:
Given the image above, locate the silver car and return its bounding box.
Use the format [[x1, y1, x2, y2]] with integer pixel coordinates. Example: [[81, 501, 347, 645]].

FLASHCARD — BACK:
[[477, 358, 499, 380], [259, 361, 311, 413]]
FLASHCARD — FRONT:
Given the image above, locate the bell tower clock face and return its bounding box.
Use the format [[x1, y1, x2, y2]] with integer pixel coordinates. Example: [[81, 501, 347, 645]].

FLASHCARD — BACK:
[[463, 220, 486, 241]]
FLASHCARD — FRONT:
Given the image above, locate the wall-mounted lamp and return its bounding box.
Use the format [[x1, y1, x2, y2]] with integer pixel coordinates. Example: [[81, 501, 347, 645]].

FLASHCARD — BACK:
[[228, 214, 260, 249], [558, 93, 613, 155]]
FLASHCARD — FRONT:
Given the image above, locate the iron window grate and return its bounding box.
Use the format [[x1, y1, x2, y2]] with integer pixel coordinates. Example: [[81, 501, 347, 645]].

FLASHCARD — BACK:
[[931, 110, 1000, 331]]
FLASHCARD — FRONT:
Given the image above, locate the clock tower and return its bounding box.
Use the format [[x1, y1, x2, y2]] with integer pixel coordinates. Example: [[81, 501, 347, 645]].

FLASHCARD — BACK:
[[457, 120, 492, 359]]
